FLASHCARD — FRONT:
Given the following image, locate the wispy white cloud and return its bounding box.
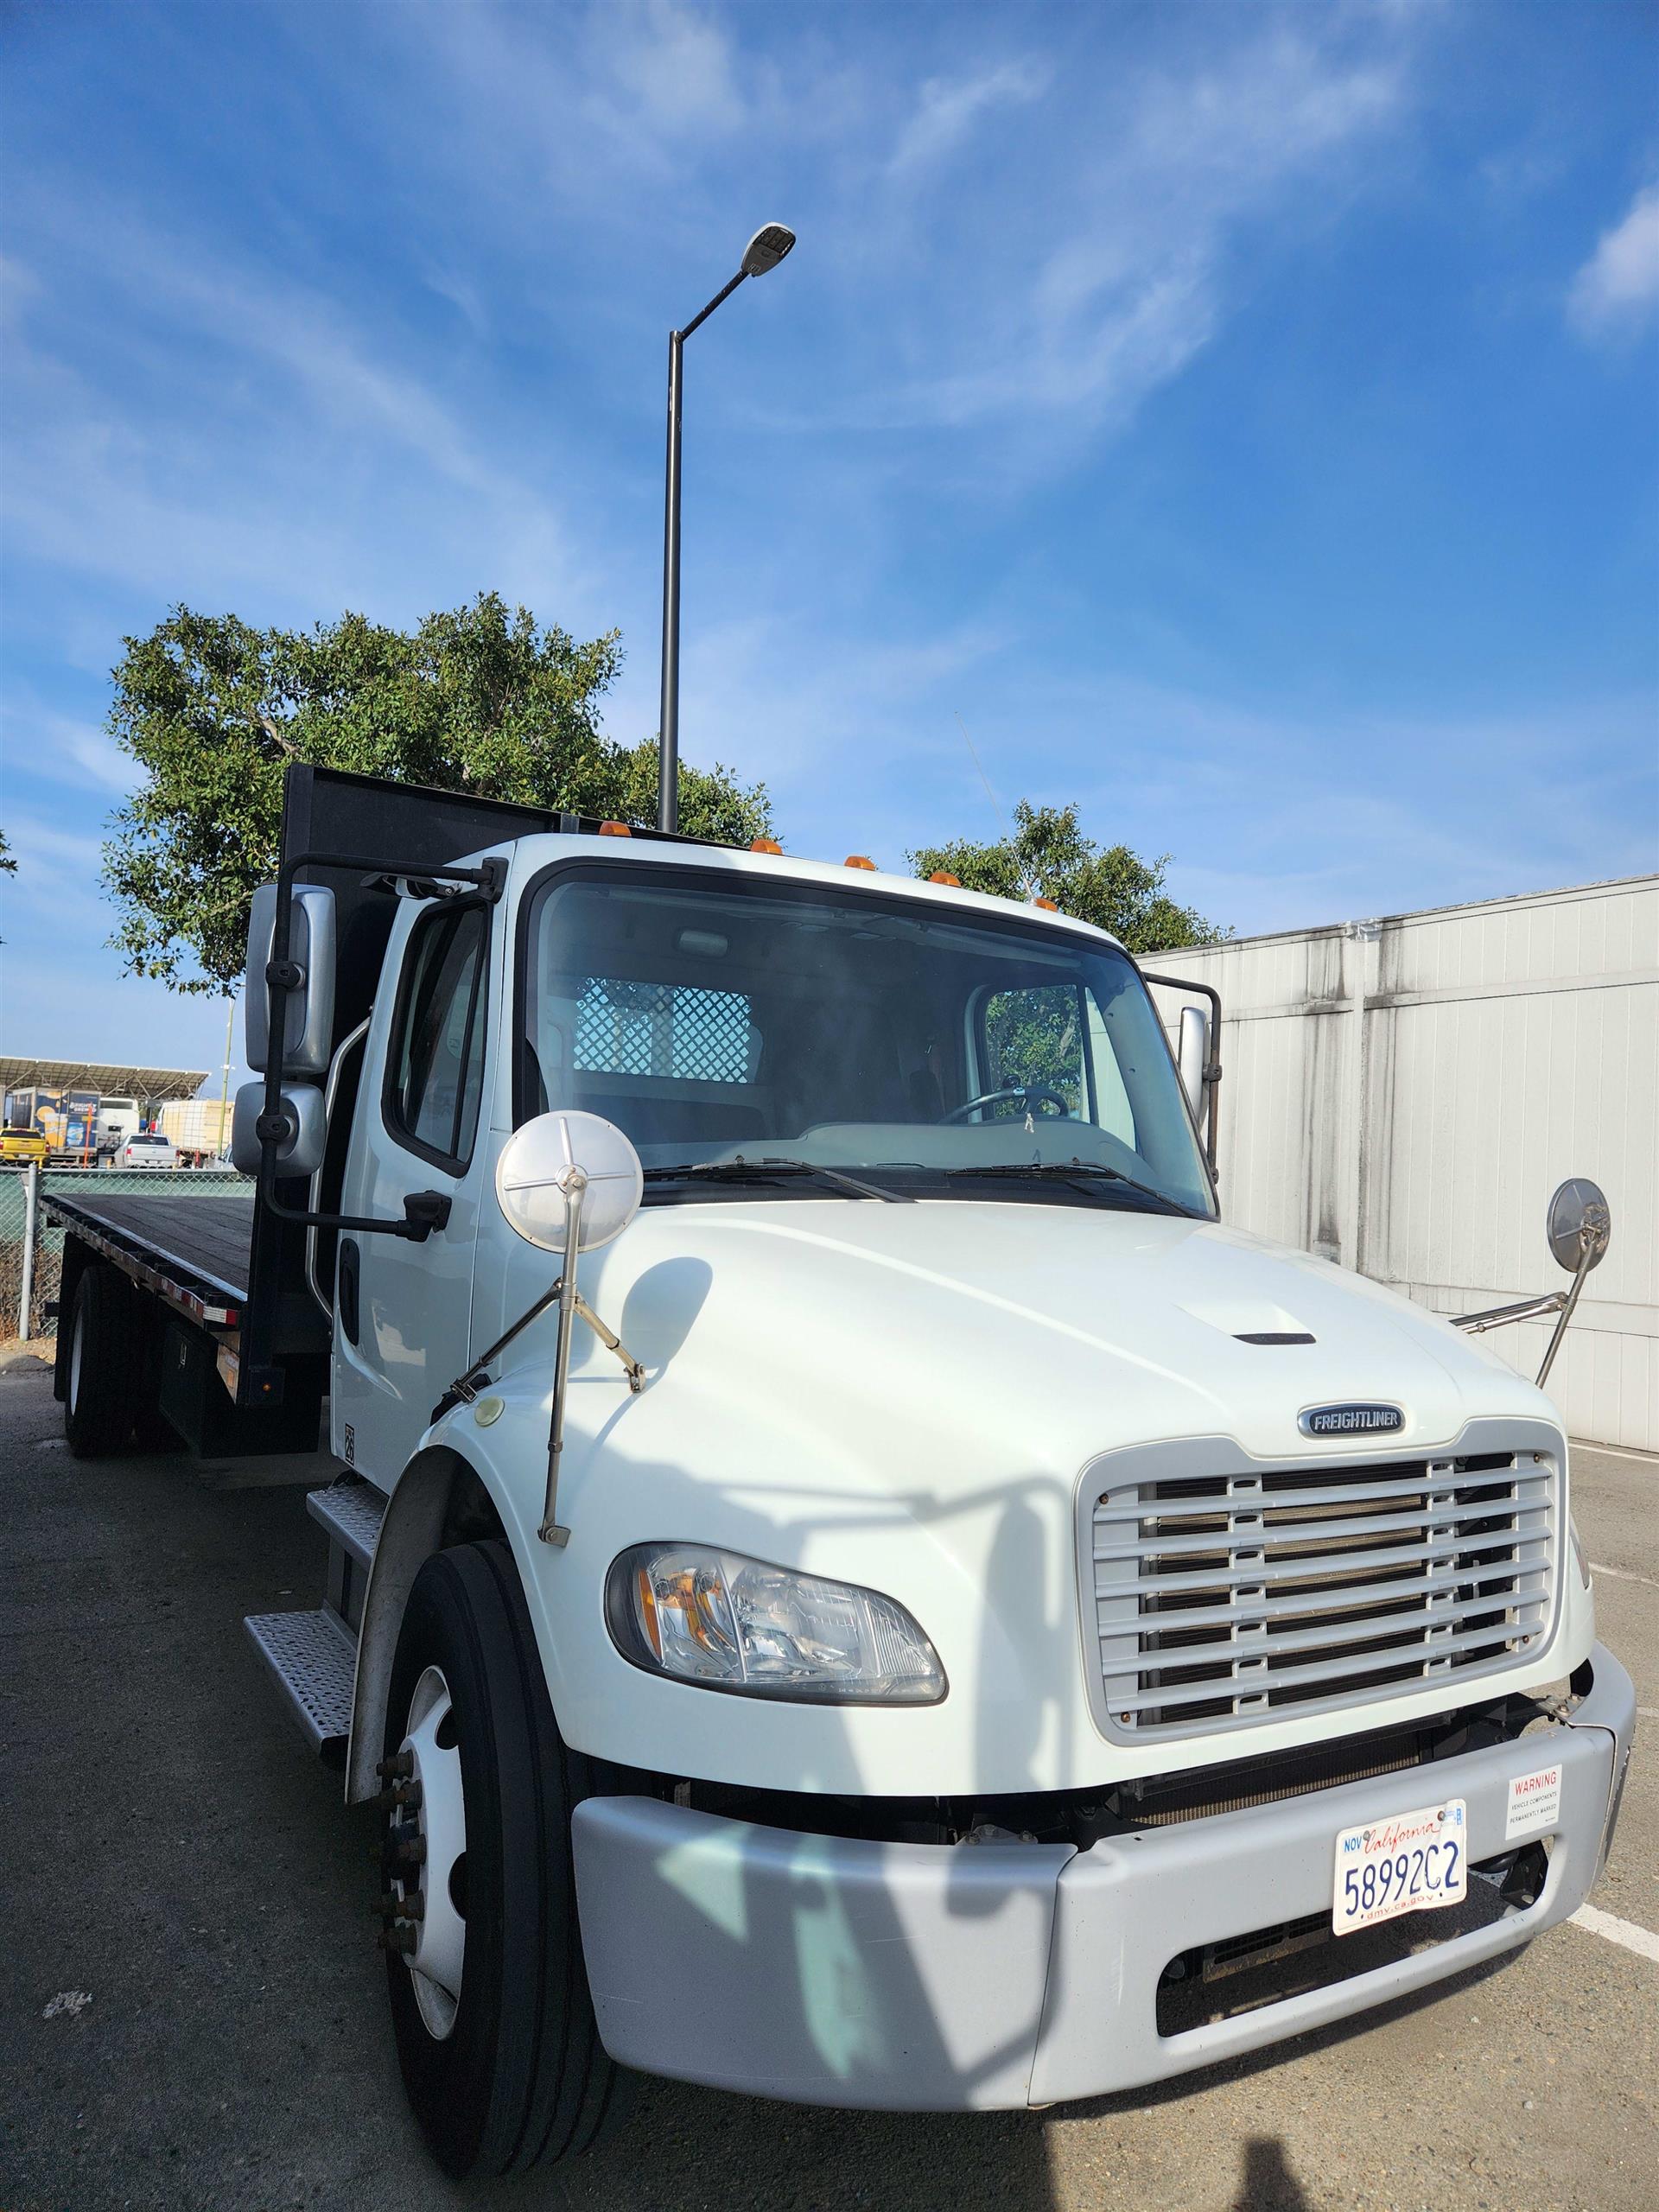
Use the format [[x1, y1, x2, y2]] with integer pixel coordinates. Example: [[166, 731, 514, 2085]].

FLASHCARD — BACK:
[[888, 59, 1051, 177], [26, 713, 137, 796], [1568, 179, 1659, 339], [0, 226, 579, 626], [792, 22, 1413, 442], [603, 0, 745, 134]]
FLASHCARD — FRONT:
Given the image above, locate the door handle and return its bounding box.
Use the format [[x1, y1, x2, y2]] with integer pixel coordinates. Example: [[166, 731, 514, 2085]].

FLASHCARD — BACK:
[[338, 1239, 361, 1346]]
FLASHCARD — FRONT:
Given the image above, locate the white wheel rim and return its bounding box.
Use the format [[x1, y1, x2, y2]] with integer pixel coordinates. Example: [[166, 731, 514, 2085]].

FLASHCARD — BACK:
[[398, 1664, 467, 2040], [69, 1305, 85, 1414]]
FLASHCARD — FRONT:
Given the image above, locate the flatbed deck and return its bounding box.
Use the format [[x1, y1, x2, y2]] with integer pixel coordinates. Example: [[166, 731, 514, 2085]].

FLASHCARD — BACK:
[[44, 1188, 255, 1325]]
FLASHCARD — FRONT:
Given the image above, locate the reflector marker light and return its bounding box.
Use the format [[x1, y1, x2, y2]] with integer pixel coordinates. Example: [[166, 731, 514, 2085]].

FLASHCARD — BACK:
[[599, 820, 632, 837], [928, 870, 962, 887], [844, 855, 876, 870], [1029, 894, 1059, 911], [750, 837, 784, 855]]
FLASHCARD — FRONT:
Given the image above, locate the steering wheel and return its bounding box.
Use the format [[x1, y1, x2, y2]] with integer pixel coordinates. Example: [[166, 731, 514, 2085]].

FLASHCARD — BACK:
[[939, 1084, 1071, 1126]]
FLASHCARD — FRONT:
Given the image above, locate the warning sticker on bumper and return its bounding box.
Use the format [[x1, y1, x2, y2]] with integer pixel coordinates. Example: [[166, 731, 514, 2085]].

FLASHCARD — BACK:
[[1506, 1764, 1562, 1841]]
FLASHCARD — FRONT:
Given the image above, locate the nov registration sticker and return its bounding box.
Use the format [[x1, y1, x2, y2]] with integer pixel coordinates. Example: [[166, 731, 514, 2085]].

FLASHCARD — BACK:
[[1332, 1798, 1467, 1936]]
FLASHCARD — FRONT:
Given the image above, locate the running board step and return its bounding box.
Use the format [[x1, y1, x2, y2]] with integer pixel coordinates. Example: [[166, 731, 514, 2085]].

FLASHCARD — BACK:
[[305, 1472, 386, 1570], [244, 1607, 357, 1760]]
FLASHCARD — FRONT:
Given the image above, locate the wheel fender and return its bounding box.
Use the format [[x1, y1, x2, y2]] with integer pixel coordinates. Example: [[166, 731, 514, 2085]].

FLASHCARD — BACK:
[[345, 1439, 551, 1805]]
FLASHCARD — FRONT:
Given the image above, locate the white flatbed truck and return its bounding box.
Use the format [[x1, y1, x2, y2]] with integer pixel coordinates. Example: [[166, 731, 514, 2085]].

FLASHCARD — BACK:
[[45, 761, 1635, 2178]]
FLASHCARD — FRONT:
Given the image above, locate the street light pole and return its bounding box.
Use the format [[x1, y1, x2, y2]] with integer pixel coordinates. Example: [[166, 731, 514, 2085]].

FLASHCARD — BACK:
[[657, 224, 796, 833]]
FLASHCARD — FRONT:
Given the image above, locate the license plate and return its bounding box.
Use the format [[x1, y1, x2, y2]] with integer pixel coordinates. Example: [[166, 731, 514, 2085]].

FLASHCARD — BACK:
[[1332, 1797, 1467, 1936]]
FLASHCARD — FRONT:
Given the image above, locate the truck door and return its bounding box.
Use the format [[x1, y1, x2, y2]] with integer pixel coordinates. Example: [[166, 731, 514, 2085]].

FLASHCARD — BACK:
[[331, 893, 494, 1486]]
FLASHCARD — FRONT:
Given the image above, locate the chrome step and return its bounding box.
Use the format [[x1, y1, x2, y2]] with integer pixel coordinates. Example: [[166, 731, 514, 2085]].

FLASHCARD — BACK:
[[244, 1606, 357, 1757], [305, 1473, 387, 1570]]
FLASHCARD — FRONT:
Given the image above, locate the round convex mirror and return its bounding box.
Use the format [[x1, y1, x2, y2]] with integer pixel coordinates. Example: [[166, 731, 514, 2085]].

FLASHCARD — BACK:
[[1546, 1177, 1611, 1274], [495, 1111, 644, 1253]]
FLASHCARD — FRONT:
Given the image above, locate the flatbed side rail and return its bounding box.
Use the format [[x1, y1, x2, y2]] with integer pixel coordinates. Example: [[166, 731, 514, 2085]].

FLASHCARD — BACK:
[[42, 1192, 241, 1330]]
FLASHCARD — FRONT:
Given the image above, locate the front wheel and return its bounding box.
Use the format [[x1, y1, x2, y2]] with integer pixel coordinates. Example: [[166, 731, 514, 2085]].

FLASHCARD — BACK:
[[379, 1542, 626, 2178]]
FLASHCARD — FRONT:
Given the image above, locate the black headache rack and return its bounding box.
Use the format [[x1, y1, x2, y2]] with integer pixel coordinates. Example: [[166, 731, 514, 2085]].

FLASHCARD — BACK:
[[240, 764, 727, 1411]]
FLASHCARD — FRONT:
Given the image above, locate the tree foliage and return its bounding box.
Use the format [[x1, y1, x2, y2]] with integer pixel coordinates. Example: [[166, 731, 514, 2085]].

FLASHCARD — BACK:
[[910, 799, 1222, 954], [0, 830, 15, 875], [103, 594, 772, 993], [911, 801, 1224, 1112]]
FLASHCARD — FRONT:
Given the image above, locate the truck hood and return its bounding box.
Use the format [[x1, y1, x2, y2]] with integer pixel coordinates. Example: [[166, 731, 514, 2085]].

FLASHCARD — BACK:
[[473, 1195, 1576, 1798], [577, 1196, 1552, 1483]]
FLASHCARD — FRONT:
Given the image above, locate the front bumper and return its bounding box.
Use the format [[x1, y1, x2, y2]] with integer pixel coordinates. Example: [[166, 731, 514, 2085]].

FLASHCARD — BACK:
[[571, 1643, 1635, 2110]]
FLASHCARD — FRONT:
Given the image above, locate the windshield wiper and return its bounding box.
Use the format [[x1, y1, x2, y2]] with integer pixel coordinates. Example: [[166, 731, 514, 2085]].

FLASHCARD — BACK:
[[643, 1158, 912, 1203], [942, 1161, 1187, 1211]]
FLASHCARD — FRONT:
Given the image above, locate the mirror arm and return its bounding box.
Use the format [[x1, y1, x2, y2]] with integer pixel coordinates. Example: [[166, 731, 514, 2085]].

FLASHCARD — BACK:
[[570, 1292, 645, 1393], [435, 1287, 645, 1425], [1447, 1218, 1606, 1387], [1537, 1230, 1601, 1387], [1451, 1292, 1567, 1335], [540, 1170, 588, 1547]]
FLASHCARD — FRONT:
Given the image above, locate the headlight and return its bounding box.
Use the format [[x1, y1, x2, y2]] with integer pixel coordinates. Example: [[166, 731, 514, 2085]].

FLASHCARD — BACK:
[[607, 1543, 947, 1705]]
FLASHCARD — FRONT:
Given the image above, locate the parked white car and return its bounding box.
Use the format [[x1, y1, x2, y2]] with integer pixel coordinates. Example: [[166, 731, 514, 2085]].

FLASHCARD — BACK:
[[118, 1132, 178, 1170]]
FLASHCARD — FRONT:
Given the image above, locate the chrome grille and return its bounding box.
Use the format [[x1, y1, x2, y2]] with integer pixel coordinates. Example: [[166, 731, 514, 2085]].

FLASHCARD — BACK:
[[1090, 1446, 1557, 1740]]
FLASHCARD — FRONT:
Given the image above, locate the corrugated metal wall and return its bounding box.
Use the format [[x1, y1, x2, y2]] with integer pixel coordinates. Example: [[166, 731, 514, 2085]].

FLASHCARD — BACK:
[[1149, 875, 1658, 1452]]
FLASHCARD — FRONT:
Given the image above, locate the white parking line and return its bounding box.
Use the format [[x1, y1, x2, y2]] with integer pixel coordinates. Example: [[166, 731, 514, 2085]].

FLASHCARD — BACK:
[[1572, 1441, 1659, 1467], [1589, 1561, 1659, 1590], [1569, 1905, 1659, 1964]]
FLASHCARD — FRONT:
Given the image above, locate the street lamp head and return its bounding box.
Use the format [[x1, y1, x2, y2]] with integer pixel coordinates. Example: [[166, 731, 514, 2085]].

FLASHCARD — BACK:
[[741, 222, 797, 277]]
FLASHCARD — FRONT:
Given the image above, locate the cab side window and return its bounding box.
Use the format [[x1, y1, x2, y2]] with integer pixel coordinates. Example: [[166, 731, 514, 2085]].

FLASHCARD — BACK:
[[387, 905, 488, 1166]]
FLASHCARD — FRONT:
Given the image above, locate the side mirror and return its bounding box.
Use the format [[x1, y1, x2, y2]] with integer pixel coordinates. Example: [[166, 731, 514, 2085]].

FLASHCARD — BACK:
[[231, 1078, 326, 1178], [1177, 1003, 1209, 1123], [495, 1111, 644, 1253], [245, 883, 337, 1077], [1548, 1178, 1611, 1274]]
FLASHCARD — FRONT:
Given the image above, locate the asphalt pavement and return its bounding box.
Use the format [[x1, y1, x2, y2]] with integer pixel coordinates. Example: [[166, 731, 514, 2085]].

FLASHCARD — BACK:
[[1, 1360, 1653, 2212]]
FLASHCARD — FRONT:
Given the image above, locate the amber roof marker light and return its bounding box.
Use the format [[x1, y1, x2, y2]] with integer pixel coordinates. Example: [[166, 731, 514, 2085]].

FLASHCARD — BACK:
[[657, 223, 798, 838]]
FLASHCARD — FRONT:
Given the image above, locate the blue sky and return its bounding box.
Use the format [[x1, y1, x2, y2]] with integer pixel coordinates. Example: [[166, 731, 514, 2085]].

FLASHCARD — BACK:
[[3, 0, 1656, 1087]]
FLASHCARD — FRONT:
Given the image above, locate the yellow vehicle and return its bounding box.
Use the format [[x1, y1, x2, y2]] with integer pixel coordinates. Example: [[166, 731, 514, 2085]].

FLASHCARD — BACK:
[[1, 1128, 49, 1163]]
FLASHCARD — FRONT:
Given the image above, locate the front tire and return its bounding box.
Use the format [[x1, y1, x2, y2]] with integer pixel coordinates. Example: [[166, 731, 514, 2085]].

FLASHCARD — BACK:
[[63, 1265, 143, 1458], [380, 1541, 625, 2178]]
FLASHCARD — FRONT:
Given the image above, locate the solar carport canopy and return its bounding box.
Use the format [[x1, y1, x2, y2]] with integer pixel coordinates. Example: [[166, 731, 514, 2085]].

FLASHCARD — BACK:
[[0, 1057, 210, 1101]]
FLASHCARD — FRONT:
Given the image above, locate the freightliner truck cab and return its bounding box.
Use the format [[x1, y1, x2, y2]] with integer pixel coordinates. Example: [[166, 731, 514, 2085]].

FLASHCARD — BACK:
[[48, 766, 1635, 2179]]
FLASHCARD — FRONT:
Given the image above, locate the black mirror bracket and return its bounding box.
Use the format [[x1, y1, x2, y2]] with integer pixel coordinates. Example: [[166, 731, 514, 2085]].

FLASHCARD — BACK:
[[255, 844, 499, 1244]]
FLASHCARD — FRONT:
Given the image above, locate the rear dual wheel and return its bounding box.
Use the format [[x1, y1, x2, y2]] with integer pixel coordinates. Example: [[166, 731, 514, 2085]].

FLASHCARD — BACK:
[[63, 1264, 144, 1458], [380, 1541, 626, 2178]]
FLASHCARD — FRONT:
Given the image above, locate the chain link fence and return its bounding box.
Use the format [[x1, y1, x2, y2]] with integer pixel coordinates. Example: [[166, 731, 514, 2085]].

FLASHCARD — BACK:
[[0, 1164, 251, 1345]]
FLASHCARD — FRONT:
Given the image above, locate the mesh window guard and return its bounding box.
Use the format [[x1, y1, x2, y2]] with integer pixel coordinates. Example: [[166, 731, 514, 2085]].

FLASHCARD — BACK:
[[574, 979, 753, 1084]]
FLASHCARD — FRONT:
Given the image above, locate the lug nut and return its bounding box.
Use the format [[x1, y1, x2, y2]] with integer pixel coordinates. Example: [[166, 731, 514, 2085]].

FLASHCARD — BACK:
[[391, 1836, 427, 1868], [373, 1889, 425, 1922], [376, 1751, 415, 1782], [377, 1925, 417, 1955], [367, 1780, 423, 1814]]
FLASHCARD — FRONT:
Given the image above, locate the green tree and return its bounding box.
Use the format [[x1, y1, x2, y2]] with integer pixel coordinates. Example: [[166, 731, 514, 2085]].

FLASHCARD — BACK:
[[911, 801, 1224, 1115], [911, 799, 1220, 952], [103, 595, 772, 992], [0, 829, 15, 875]]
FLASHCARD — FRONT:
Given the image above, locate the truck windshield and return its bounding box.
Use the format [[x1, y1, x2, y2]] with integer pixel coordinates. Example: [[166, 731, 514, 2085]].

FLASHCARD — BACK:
[[521, 866, 1215, 1217]]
